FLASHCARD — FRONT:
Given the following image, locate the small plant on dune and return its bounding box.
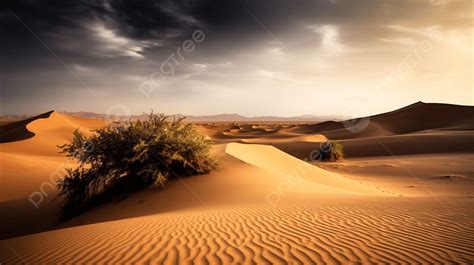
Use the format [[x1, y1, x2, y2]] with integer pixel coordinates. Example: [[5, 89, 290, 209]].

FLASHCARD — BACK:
[[316, 141, 345, 162], [57, 112, 216, 218]]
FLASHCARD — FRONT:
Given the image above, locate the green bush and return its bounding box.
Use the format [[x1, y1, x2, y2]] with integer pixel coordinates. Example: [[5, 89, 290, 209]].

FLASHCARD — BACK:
[[317, 141, 345, 162], [57, 112, 216, 218]]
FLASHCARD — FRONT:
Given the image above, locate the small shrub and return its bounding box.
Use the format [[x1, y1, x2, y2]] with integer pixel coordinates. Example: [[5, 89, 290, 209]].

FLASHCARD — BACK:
[[317, 141, 345, 162], [57, 112, 216, 218]]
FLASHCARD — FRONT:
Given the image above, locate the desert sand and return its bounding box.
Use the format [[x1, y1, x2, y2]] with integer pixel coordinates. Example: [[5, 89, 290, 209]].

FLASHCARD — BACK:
[[1, 102, 473, 264], [0, 111, 105, 202]]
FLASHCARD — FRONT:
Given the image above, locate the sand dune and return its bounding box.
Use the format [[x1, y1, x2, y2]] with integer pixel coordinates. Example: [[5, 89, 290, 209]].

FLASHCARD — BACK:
[[1, 104, 473, 263], [1, 198, 473, 264], [0, 111, 105, 156], [0, 111, 53, 143], [0, 111, 105, 201], [288, 102, 474, 140], [200, 102, 474, 158], [240, 134, 328, 144], [226, 143, 383, 195], [0, 143, 381, 239], [271, 131, 474, 159]]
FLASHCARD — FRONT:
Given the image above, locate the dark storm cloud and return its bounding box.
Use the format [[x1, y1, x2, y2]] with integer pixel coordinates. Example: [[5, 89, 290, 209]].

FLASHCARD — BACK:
[[1, 0, 438, 62], [3, 0, 468, 63], [1, 0, 200, 59], [1, 0, 472, 114]]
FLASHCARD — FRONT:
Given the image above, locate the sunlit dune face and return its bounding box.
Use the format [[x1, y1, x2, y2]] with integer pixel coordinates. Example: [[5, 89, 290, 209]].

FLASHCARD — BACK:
[[1, 0, 472, 116]]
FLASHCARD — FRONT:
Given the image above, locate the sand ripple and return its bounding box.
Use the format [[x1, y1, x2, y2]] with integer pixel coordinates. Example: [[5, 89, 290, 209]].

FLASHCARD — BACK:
[[1, 200, 473, 264]]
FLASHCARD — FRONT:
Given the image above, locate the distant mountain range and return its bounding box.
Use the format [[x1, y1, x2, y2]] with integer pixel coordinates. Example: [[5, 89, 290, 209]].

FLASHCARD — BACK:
[[57, 112, 352, 123], [3, 102, 473, 124], [1, 112, 350, 123]]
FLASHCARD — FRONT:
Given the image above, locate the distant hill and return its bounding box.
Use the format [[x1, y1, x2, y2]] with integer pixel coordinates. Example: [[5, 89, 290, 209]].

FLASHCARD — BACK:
[[289, 101, 474, 139]]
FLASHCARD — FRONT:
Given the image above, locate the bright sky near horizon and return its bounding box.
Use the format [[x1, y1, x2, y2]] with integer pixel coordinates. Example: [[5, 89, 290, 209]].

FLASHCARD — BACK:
[[1, 0, 473, 117]]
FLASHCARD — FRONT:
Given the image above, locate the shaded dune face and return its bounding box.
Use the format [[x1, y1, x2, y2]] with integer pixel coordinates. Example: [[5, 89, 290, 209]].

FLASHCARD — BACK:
[[287, 102, 474, 139], [0, 111, 54, 143], [0, 111, 105, 202], [0, 111, 105, 156], [270, 131, 474, 159]]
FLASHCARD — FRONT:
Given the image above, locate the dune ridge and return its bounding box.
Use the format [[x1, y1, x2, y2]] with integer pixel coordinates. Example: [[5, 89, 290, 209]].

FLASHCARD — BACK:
[[288, 102, 474, 139], [0, 111, 105, 202], [0, 111, 105, 156], [0, 111, 54, 143], [225, 143, 384, 196]]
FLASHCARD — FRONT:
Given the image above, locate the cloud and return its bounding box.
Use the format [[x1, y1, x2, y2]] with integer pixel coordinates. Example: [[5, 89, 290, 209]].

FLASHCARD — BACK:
[[72, 64, 94, 73], [256, 69, 276, 78], [46, 19, 159, 60], [378, 37, 417, 46], [1, 0, 472, 115], [385, 25, 442, 40], [308, 24, 345, 56], [88, 21, 154, 59]]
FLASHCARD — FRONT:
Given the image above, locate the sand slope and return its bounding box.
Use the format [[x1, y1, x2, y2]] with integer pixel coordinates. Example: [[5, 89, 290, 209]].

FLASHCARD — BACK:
[[1, 198, 473, 264], [288, 102, 474, 139], [0, 111, 105, 156], [225, 143, 383, 195], [2, 142, 472, 264], [0, 111, 105, 201]]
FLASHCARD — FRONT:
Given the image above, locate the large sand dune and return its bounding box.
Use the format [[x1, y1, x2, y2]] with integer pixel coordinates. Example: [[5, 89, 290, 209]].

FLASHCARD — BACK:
[[201, 102, 474, 158], [225, 143, 383, 195], [0, 111, 53, 143], [0, 111, 105, 201], [1, 103, 473, 263], [288, 101, 474, 139]]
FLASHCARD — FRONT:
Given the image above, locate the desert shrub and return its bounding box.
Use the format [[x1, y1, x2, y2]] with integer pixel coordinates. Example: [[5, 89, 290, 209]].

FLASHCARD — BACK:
[[315, 141, 345, 162], [57, 112, 216, 218]]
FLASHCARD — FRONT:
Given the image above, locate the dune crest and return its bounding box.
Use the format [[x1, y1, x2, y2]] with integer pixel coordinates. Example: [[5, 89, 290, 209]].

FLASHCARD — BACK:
[[289, 102, 474, 139], [0, 111, 105, 157], [0, 112, 105, 202], [225, 143, 385, 196], [0, 111, 53, 143]]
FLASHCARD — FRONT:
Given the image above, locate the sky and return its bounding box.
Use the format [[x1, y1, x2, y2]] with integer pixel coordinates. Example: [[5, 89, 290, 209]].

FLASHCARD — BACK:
[[1, 0, 473, 117]]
